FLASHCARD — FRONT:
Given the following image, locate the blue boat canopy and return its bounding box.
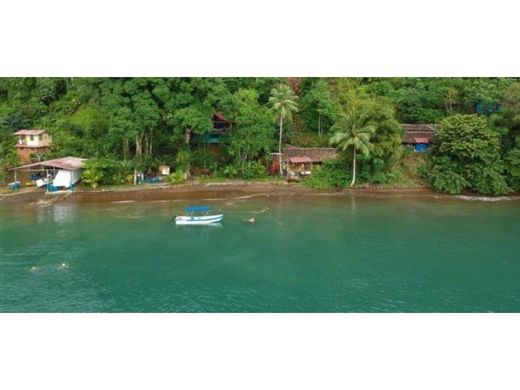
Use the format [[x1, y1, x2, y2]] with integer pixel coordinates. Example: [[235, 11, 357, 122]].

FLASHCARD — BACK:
[[185, 205, 211, 212]]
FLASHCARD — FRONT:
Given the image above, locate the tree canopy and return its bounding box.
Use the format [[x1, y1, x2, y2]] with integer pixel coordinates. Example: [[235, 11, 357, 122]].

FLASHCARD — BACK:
[[1, 77, 520, 194]]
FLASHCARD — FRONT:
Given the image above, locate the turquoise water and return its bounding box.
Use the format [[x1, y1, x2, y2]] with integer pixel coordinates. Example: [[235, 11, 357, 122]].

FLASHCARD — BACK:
[[1, 194, 519, 312]]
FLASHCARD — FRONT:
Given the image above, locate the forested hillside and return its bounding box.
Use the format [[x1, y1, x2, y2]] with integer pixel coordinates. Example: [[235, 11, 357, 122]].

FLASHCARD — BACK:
[[1, 78, 519, 194]]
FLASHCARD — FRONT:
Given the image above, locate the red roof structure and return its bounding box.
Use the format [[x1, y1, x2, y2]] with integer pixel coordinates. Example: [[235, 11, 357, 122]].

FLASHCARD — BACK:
[[213, 112, 228, 122], [289, 156, 312, 164], [414, 137, 429, 144]]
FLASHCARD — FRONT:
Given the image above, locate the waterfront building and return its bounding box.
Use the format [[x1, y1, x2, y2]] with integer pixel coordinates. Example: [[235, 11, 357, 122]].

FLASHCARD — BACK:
[[278, 146, 338, 179], [10, 156, 87, 190]]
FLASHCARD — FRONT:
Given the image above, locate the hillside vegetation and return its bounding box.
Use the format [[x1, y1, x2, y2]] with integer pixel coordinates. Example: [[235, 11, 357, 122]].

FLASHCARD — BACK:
[[1, 77, 519, 194]]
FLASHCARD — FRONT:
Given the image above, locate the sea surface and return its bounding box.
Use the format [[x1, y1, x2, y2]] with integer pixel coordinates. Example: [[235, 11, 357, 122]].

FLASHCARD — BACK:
[[1, 193, 519, 312]]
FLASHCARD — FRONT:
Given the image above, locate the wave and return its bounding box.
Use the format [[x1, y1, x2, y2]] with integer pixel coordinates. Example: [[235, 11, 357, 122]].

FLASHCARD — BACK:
[[455, 195, 518, 202]]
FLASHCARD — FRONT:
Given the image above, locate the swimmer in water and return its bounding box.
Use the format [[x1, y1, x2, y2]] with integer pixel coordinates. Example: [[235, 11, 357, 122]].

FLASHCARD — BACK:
[[30, 266, 39, 272], [58, 263, 69, 270], [244, 217, 256, 224]]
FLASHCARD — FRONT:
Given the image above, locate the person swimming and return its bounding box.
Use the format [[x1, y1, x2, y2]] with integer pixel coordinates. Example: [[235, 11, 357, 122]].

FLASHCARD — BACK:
[[244, 217, 256, 224], [58, 263, 69, 270], [30, 266, 39, 272]]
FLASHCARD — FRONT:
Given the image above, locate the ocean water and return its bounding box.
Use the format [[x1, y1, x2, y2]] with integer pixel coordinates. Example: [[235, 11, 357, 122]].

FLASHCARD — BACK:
[[0, 193, 519, 312]]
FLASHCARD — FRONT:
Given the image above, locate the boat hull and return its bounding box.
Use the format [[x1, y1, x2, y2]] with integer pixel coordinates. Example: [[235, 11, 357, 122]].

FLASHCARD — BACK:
[[175, 214, 224, 225]]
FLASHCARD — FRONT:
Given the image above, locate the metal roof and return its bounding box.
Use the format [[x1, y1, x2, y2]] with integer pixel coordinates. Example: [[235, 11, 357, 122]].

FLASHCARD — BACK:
[[11, 156, 87, 171], [289, 156, 313, 164], [414, 137, 430, 144], [13, 129, 48, 136]]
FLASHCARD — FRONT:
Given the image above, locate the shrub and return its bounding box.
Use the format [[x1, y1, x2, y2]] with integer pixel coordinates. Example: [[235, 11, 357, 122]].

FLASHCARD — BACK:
[[425, 114, 509, 195], [82, 167, 103, 188], [222, 161, 267, 179], [192, 149, 219, 170], [238, 161, 266, 179], [505, 142, 520, 191], [175, 149, 191, 172], [431, 170, 467, 194], [302, 159, 349, 189], [222, 165, 239, 178], [468, 166, 508, 195], [82, 158, 133, 188], [168, 169, 186, 185], [426, 157, 467, 194]]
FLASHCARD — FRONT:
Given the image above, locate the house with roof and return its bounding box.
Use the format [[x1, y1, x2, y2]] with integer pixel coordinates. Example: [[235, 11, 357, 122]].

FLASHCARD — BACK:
[[196, 112, 230, 153], [401, 124, 437, 152], [13, 129, 52, 163], [10, 156, 86, 191], [275, 146, 338, 179]]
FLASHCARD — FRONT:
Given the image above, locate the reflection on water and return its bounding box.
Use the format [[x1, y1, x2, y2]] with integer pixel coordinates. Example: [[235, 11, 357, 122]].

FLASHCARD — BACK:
[[52, 203, 78, 224]]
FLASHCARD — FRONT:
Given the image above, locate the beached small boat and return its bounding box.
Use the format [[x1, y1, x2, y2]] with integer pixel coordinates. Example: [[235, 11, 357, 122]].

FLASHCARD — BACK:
[[174, 205, 223, 225]]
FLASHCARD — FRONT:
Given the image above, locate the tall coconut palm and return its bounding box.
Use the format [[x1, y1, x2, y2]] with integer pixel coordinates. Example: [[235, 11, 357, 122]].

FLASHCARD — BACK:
[[269, 84, 298, 176], [329, 106, 376, 187]]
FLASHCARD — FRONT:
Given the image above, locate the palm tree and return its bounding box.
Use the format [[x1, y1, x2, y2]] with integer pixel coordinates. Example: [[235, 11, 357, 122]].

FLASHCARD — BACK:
[[329, 106, 376, 187], [269, 84, 298, 176]]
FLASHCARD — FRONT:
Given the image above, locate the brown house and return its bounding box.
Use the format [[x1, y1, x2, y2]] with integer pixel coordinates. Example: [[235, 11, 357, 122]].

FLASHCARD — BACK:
[[401, 124, 437, 152], [14, 129, 52, 163], [197, 112, 230, 154], [278, 146, 338, 179]]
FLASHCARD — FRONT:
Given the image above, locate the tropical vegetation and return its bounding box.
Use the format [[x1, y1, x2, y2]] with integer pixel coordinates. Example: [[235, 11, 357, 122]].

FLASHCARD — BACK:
[[0, 77, 519, 195]]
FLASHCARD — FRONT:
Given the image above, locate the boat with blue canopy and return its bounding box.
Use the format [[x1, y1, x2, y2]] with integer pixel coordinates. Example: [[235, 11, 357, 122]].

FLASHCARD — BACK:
[[174, 205, 224, 225]]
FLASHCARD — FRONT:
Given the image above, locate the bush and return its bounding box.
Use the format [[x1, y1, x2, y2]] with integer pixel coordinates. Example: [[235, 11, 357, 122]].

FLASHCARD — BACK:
[[425, 114, 509, 195], [302, 159, 349, 189], [168, 169, 187, 185], [431, 170, 467, 194], [238, 161, 266, 179], [0, 166, 6, 184], [190, 149, 221, 176], [192, 149, 219, 169], [175, 149, 191, 172], [426, 157, 467, 194], [505, 143, 520, 191], [469, 166, 508, 195], [82, 158, 133, 188], [222, 165, 239, 178], [222, 161, 267, 179]]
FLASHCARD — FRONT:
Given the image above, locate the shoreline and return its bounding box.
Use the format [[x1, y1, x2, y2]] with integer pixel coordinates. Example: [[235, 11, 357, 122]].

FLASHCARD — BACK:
[[1, 180, 519, 204]]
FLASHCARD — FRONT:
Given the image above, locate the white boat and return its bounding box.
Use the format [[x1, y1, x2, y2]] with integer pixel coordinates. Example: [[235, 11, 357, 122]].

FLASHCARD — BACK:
[[175, 214, 224, 225], [53, 168, 82, 189], [36, 177, 52, 187], [174, 205, 224, 225]]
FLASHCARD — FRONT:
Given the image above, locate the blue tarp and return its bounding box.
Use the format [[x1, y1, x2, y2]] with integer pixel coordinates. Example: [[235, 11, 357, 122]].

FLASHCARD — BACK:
[[185, 205, 211, 212], [415, 143, 428, 152]]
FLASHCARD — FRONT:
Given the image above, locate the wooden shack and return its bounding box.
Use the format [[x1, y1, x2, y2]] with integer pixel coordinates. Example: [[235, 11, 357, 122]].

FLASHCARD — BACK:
[[278, 146, 338, 179], [401, 124, 437, 152]]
